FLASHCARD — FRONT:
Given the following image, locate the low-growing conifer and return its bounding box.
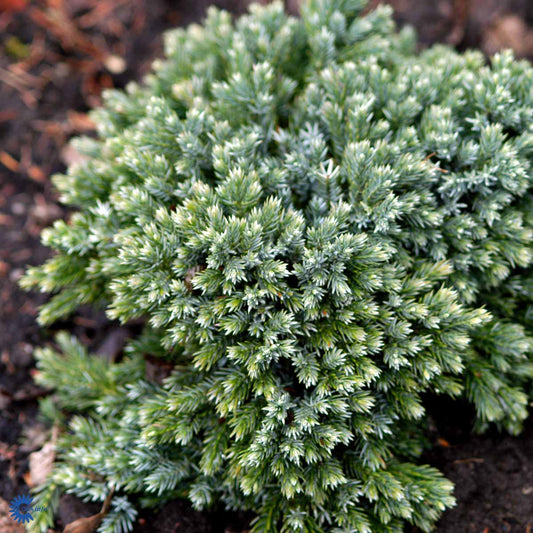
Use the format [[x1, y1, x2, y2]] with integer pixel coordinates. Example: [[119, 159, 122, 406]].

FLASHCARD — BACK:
[[22, 1, 532, 531]]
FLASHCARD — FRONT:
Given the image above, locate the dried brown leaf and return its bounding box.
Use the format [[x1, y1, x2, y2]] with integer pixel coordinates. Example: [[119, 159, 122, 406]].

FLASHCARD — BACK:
[[60, 144, 90, 167], [0, 0, 27, 13], [62, 490, 113, 533], [482, 15, 533, 57], [27, 441, 55, 487]]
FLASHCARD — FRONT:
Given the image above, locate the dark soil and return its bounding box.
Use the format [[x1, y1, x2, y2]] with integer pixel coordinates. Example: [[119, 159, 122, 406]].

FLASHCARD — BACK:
[[421, 397, 533, 532], [431, 422, 533, 532], [0, 1, 531, 532]]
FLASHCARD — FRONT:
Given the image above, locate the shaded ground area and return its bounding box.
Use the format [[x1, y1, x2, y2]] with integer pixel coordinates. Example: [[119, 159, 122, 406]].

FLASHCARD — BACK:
[[432, 422, 533, 532], [0, 0, 531, 531], [420, 397, 533, 532]]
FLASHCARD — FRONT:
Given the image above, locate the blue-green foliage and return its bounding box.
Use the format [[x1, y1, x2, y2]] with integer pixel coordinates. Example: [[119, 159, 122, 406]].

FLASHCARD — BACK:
[[22, 1, 532, 532]]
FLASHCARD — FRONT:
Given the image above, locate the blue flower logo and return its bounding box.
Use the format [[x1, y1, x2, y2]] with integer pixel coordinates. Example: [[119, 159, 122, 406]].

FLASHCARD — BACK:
[[9, 493, 34, 524]]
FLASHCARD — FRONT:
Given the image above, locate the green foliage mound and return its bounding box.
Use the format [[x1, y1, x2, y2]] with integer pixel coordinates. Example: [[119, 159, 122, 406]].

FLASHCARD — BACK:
[[22, 1, 532, 531]]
